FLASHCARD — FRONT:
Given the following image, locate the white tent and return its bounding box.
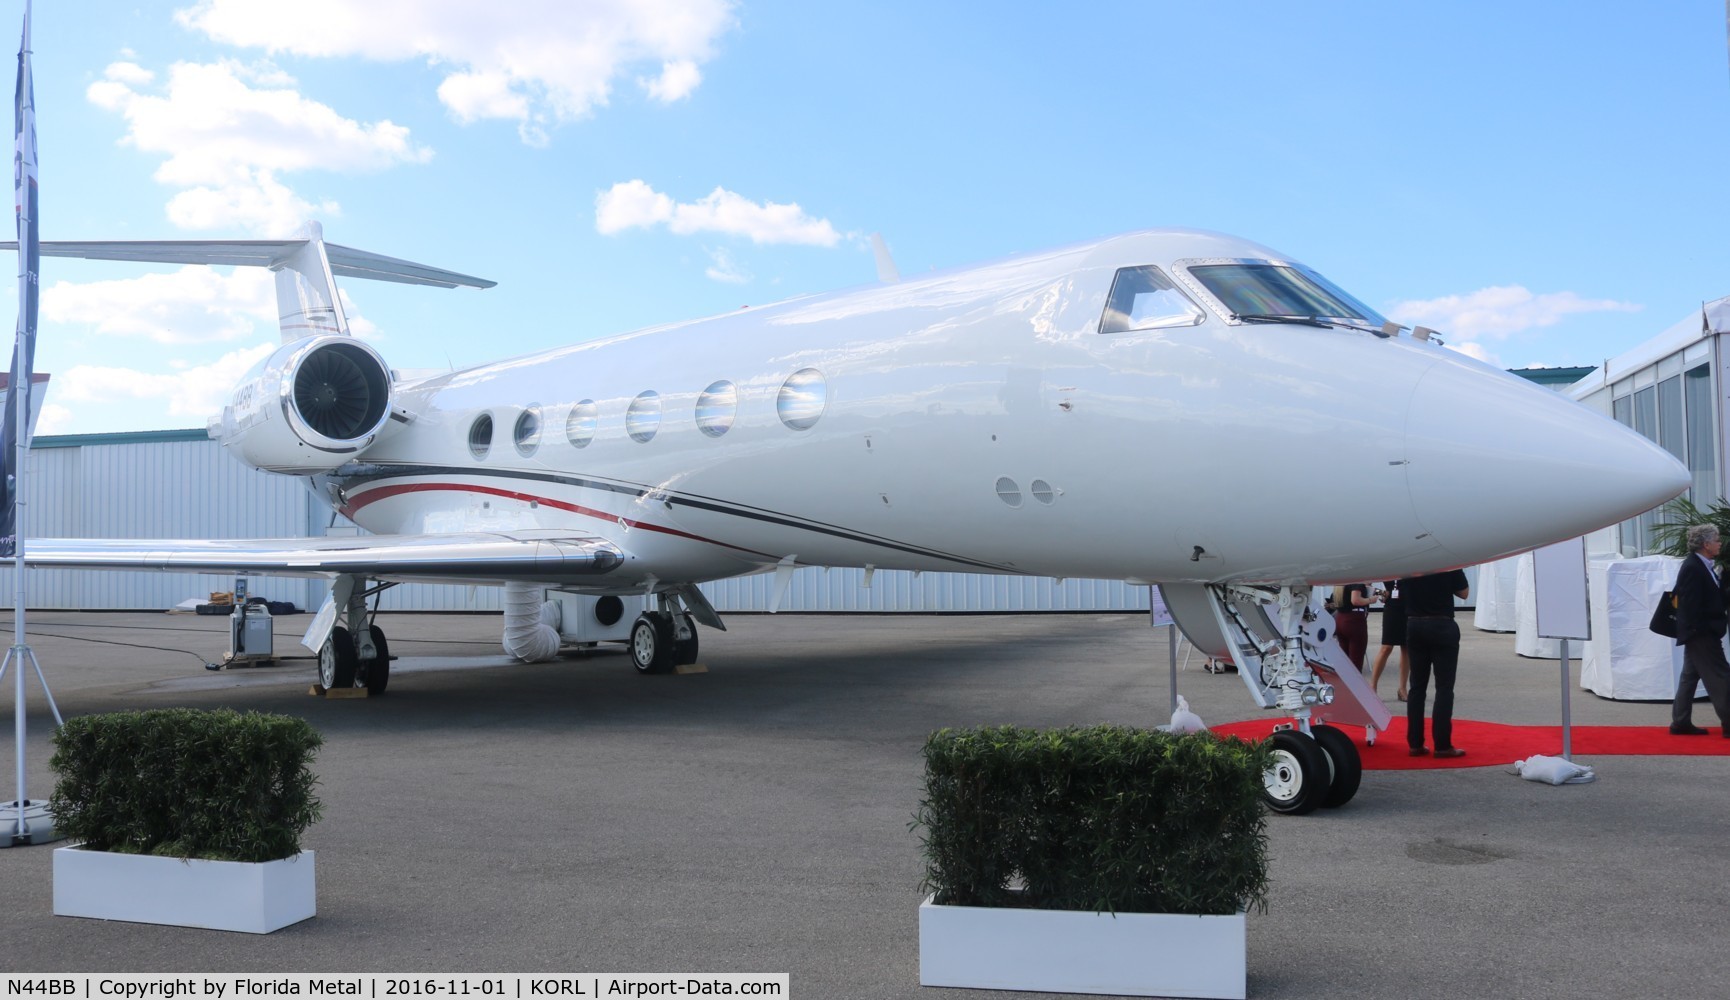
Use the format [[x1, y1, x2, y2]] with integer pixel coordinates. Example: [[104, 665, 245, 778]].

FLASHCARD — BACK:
[[1473, 555, 1520, 633], [1581, 555, 1692, 700]]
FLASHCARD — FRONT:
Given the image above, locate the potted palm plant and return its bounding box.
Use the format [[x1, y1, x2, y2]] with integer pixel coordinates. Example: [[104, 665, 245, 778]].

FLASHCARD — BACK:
[[913, 724, 1272, 999], [48, 707, 323, 933]]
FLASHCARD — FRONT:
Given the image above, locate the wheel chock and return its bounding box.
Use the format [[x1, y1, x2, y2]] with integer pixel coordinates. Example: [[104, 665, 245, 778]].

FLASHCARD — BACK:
[[674, 663, 708, 675], [308, 684, 371, 698]]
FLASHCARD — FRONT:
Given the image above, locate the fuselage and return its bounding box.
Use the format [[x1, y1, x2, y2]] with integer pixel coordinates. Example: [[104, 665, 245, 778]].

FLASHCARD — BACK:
[[318, 228, 1687, 592]]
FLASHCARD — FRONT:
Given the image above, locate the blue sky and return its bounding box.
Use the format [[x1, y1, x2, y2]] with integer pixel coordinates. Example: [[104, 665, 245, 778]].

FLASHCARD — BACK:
[[12, 0, 1730, 433]]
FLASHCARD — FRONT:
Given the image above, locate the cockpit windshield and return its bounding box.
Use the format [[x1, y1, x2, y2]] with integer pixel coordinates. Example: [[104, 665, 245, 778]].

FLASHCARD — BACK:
[[1189, 263, 1386, 327]]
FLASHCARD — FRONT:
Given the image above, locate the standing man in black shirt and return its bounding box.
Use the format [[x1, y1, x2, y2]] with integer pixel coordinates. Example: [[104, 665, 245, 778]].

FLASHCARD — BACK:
[[1400, 568, 1471, 758]]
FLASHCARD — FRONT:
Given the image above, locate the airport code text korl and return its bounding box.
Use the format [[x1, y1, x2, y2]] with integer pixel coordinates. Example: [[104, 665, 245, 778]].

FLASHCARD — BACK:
[[3, 977, 787, 1000]]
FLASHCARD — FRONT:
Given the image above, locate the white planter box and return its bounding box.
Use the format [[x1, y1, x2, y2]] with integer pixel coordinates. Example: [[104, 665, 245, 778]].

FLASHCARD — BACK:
[[919, 893, 1246, 999], [53, 846, 315, 933]]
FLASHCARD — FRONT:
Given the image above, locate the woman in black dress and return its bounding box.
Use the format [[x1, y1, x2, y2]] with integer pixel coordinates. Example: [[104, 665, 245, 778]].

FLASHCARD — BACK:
[[1369, 579, 1408, 700]]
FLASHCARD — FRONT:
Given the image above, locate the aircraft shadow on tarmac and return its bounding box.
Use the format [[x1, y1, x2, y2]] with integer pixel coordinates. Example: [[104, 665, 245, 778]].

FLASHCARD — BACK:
[[68, 614, 1152, 743]]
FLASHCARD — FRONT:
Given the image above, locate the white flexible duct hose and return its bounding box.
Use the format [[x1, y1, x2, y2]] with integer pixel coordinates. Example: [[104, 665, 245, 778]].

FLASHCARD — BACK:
[[502, 581, 561, 662]]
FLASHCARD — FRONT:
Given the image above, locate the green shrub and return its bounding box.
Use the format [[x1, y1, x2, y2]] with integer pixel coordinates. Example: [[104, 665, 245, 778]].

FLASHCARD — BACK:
[[48, 708, 323, 863], [1652, 496, 1730, 558], [914, 724, 1272, 916]]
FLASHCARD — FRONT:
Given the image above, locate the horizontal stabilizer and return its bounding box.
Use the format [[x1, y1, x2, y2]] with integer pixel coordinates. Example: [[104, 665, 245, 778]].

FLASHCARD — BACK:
[[9, 530, 622, 582], [0, 239, 496, 288]]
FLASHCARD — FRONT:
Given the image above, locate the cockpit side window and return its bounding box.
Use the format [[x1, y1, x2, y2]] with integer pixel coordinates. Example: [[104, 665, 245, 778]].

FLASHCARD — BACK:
[[1188, 263, 1385, 325], [1099, 265, 1205, 334]]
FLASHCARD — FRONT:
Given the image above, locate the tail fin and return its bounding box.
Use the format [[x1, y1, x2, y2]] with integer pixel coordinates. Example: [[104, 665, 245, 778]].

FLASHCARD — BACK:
[[2, 220, 494, 343], [275, 222, 347, 340]]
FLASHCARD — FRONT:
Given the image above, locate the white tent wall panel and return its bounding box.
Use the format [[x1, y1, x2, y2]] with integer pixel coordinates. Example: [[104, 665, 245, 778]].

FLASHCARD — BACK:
[[26, 435, 1146, 613]]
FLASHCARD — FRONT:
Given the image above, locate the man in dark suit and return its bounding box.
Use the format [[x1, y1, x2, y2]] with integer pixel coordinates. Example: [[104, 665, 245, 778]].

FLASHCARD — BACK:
[[1670, 523, 1730, 736]]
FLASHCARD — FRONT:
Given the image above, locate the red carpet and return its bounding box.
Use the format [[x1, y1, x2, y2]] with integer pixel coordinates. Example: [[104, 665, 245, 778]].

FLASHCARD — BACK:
[[1209, 718, 1730, 770]]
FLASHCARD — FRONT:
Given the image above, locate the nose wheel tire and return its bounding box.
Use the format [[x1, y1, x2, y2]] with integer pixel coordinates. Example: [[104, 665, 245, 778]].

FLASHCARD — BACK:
[[1309, 724, 1362, 808], [631, 614, 677, 674], [319, 626, 359, 689], [1263, 729, 1331, 815]]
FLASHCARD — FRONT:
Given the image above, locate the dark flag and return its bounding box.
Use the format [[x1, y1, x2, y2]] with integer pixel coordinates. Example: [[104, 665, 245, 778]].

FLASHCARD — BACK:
[[0, 6, 36, 558]]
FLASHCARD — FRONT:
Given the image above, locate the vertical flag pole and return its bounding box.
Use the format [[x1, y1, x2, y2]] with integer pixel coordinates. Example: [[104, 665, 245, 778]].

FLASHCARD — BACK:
[[2, 0, 60, 848]]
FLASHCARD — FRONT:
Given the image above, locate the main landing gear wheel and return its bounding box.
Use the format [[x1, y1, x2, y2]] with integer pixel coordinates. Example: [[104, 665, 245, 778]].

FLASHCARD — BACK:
[[631, 614, 677, 674], [320, 626, 359, 689], [674, 615, 699, 666], [1308, 724, 1362, 808], [361, 625, 391, 695], [1262, 729, 1331, 815]]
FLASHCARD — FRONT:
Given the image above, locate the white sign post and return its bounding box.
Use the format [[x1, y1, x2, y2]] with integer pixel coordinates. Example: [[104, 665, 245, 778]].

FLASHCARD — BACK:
[[1533, 537, 1592, 760]]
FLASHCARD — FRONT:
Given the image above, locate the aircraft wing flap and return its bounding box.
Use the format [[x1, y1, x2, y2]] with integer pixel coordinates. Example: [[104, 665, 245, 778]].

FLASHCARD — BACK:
[[12, 531, 624, 581]]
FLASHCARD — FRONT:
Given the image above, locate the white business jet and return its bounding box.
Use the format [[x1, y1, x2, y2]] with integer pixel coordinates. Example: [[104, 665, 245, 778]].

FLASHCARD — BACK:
[[8, 224, 1688, 813]]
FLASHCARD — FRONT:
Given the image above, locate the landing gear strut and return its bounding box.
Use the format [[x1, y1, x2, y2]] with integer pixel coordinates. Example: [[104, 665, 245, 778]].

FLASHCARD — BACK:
[[316, 574, 393, 693]]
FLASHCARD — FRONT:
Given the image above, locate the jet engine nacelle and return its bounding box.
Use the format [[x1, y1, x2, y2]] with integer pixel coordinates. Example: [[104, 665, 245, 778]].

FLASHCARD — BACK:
[[215, 335, 395, 474]]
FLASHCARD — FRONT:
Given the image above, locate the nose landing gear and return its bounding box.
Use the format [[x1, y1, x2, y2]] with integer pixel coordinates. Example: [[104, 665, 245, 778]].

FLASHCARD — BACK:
[[1171, 583, 1388, 813]]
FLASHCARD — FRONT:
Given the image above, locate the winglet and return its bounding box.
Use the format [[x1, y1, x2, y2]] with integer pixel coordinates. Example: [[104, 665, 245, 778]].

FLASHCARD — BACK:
[[870, 233, 899, 284]]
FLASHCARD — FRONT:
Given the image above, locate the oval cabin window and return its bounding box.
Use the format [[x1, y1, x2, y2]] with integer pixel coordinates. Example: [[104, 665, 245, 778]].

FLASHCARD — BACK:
[[777, 369, 827, 431]]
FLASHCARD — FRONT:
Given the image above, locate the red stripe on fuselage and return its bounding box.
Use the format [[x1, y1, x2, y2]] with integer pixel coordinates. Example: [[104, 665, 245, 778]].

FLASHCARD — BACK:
[[341, 481, 776, 558]]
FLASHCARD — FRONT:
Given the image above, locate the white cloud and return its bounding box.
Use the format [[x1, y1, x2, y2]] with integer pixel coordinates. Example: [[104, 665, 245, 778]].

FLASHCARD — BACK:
[[176, 0, 737, 141], [43, 267, 277, 344], [704, 247, 750, 284], [595, 178, 675, 233], [1386, 286, 1641, 340], [35, 402, 73, 436], [596, 180, 840, 246], [437, 70, 531, 125], [166, 170, 342, 236], [88, 58, 430, 235], [93, 59, 427, 186], [102, 61, 155, 86], [55, 342, 278, 419], [1446, 341, 1499, 365], [43, 266, 380, 345], [642, 60, 701, 103]]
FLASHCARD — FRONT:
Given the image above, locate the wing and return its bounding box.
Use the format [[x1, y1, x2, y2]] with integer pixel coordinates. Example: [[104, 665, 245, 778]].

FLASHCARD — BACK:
[[12, 530, 624, 584]]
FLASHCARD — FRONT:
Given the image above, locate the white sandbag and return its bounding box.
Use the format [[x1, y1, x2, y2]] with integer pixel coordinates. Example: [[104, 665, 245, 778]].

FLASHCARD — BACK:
[[1168, 695, 1208, 733], [1514, 754, 1596, 785]]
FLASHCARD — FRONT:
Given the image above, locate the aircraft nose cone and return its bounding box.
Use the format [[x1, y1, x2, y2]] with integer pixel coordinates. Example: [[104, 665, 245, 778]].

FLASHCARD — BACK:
[[1403, 356, 1689, 565]]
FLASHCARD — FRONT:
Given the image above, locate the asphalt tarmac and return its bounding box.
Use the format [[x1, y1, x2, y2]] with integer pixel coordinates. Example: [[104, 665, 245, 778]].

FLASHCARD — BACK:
[[0, 609, 1723, 998]]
